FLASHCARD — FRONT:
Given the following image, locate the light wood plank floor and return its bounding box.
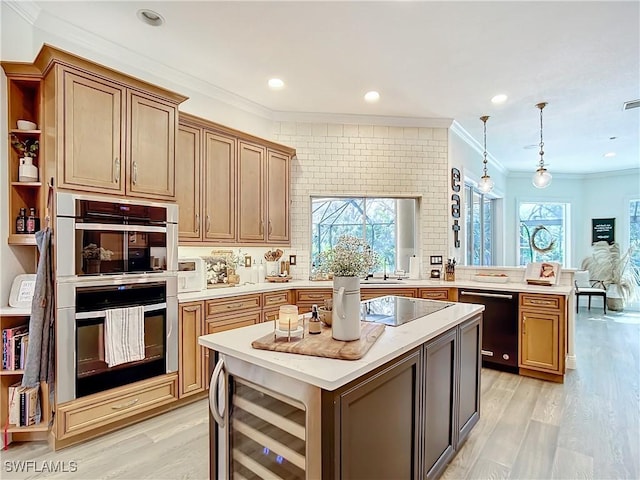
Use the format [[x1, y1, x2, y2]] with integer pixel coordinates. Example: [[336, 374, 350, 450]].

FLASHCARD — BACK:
[[2, 307, 638, 479]]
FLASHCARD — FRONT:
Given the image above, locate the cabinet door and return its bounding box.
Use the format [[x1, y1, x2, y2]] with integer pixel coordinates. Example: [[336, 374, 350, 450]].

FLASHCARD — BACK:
[[61, 68, 125, 193], [457, 314, 481, 446], [419, 288, 450, 300], [338, 349, 421, 479], [203, 131, 236, 241], [176, 123, 202, 241], [237, 141, 266, 242], [520, 308, 560, 372], [178, 302, 205, 398], [127, 91, 176, 199], [266, 149, 290, 243], [423, 328, 457, 480]]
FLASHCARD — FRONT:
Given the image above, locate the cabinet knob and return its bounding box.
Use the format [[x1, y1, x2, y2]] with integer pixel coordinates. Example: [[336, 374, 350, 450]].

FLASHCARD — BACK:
[[195, 213, 200, 233], [132, 161, 138, 185], [206, 215, 211, 233], [268, 220, 273, 234]]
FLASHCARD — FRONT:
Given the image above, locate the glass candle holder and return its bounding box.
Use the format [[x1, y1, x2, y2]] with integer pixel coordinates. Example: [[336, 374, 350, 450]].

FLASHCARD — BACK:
[[278, 305, 299, 331]]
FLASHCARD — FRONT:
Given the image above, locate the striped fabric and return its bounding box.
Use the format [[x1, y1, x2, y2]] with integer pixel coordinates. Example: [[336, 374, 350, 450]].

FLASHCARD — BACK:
[[104, 306, 145, 368]]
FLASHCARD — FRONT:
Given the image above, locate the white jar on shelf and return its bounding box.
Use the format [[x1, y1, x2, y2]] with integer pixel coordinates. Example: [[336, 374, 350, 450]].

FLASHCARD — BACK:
[[18, 157, 38, 182]]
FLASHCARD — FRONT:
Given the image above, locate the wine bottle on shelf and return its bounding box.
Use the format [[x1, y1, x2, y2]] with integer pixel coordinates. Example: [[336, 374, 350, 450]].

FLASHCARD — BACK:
[[15, 208, 27, 234], [26, 208, 37, 234]]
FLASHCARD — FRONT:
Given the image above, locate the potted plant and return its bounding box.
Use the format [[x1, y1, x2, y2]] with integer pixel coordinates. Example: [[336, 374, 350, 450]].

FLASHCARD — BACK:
[[316, 235, 379, 340], [581, 241, 640, 311], [10, 135, 39, 182]]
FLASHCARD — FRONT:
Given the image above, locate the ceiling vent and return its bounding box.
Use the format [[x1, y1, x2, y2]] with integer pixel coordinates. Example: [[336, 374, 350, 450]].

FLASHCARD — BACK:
[[622, 99, 640, 110]]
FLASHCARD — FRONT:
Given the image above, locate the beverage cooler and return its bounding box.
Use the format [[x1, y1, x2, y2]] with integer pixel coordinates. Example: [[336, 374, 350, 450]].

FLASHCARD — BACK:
[[208, 354, 322, 479]]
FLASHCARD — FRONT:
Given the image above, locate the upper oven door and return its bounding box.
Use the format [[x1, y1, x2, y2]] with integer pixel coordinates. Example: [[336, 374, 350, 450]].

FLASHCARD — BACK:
[[75, 225, 167, 275], [56, 191, 178, 278]]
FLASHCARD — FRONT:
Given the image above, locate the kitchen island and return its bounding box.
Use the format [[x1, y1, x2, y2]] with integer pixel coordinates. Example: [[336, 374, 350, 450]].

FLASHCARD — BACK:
[[199, 298, 484, 479]]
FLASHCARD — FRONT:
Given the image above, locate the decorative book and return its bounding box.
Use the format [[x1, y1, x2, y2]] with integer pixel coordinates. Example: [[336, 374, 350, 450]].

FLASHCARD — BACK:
[[524, 262, 561, 286]]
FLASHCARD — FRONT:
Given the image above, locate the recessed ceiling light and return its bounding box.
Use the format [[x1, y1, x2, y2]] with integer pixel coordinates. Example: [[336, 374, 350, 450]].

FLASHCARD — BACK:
[[603, 152, 617, 158], [268, 78, 285, 89], [137, 9, 164, 26], [491, 94, 508, 104], [364, 91, 380, 103]]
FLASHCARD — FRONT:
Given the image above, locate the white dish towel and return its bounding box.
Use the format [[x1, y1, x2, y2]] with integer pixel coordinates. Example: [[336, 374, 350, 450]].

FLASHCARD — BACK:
[[104, 306, 145, 368]]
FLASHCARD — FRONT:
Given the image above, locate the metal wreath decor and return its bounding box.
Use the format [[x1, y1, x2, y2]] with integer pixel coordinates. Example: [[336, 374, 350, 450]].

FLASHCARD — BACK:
[[530, 225, 557, 254]]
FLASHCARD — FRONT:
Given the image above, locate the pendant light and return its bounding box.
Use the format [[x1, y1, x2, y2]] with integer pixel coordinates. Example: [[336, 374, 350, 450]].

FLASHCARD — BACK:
[[478, 115, 494, 193], [532, 102, 552, 188]]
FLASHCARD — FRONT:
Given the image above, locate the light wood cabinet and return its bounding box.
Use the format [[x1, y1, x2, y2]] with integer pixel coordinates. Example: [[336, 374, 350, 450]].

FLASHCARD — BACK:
[[55, 373, 177, 441], [262, 290, 292, 323], [418, 287, 457, 301], [127, 91, 176, 198], [59, 68, 125, 193], [177, 113, 294, 245], [178, 302, 205, 398], [295, 288, 332, 314], [266, 149, 290, 243], [176, 122, 201, 240], [238, 141, 266, 242], [36, 46, 186, 200], [519, 293, 566, 382], [1, 64, 48, 245], [203, 131, 236, 241]]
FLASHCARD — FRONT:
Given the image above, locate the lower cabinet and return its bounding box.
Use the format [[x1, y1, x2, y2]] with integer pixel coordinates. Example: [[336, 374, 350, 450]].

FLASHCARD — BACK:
[[322, 313, 482, 479], [322, 349, 422, 479], [178, 302, 206, 398], [519, 294, 566, 382], [55, 373, 178, 442], [361, 287, 417, 301], [418, 287, 457, 301]]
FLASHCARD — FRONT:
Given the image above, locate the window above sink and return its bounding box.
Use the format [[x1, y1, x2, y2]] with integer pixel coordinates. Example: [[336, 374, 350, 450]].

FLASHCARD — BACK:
[[310, 196, 419, 277]]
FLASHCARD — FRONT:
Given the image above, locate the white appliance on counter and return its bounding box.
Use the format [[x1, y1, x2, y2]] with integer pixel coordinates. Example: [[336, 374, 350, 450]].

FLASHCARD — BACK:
[[177, 257, 206, 293]]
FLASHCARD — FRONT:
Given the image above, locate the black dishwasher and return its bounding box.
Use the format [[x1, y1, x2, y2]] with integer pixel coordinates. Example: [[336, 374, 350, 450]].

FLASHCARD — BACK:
[[458, 289, 519, 373]]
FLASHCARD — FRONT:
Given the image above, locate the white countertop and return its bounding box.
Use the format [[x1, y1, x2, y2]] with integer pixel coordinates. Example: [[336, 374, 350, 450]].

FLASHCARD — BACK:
[[198, 301, 484, 391], [180, 277, 573, 302]]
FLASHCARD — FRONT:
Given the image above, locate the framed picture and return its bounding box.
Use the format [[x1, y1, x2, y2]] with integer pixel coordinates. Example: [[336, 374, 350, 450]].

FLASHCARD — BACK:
[[9, 274, 37, 308], [592, 218, 615, 244]]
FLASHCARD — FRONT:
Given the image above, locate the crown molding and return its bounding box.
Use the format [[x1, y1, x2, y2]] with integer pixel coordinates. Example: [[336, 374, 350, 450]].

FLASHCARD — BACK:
[[450, 120, 507, 175], [5, 1, 41, 25], [507, 168, 640, 181], [272, 110, 453, 129], [16, 2, 272, 119]]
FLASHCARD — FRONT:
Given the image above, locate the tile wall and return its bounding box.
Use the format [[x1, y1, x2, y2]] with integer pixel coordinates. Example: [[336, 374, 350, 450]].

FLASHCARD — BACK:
[[272, 121, 450, 279]]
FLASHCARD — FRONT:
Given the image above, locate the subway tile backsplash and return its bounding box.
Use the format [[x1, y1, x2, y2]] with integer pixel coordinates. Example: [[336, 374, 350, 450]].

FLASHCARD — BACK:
[[272, 121, 449, 280]]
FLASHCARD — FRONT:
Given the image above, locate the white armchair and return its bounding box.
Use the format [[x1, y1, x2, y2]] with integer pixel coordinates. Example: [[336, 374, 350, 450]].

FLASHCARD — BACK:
[[575, 270, 607, 313]]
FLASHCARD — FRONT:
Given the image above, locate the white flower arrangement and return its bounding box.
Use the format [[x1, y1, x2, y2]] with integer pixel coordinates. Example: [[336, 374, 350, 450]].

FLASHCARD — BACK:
[[316, 235, 379, 277]]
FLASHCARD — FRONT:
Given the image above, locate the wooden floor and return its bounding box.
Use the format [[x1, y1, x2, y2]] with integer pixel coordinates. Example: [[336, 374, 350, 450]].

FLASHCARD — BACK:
[[2, 307, 638, 479]]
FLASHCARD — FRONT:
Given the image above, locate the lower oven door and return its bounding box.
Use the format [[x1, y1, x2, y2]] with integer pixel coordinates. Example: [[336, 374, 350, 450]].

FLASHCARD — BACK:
[[75, 303, 167, 398], [56, 276, 178, 404]]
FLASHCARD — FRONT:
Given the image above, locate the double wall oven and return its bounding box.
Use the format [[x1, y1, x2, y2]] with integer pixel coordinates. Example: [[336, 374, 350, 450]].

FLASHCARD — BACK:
[[55, 192, 179, 404]]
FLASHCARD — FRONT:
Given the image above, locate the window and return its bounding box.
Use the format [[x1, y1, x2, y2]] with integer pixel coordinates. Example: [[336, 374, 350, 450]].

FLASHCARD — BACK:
[[519, 202, 570, 266], [310, 197, 417, 275], [630, 199, 640, 272], [465, 184, 494, 265]]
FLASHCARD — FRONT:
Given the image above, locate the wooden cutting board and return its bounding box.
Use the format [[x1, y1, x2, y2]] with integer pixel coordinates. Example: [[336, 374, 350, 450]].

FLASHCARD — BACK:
[[251, 322, 385, 361]]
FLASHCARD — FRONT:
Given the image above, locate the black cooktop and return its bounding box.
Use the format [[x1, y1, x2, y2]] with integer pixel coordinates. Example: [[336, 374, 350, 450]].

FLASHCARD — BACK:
[[361, 295, 454, 326]]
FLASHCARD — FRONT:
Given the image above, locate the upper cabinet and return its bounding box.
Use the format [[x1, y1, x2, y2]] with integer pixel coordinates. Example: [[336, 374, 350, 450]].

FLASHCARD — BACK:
[[36, 45, 187, 200], [177, 113, 295, 246]]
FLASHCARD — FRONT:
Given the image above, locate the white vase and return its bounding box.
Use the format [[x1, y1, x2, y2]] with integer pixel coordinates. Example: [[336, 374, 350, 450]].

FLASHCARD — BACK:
[[18, 157, 38, 182], [332, 276, 361, 341]]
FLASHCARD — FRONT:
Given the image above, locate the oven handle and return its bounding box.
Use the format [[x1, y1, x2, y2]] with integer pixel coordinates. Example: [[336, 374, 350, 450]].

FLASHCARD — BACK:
[[76, 302, 167, 320], [75, 223, 167, 233]]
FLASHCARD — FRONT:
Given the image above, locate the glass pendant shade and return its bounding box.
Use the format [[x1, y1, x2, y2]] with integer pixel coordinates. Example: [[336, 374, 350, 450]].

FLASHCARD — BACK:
[[532, 167, 552, 188], [478, 175, 494, 193]]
